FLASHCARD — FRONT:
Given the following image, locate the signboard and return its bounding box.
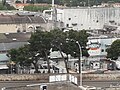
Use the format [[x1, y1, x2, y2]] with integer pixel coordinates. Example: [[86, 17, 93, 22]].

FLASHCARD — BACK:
[[49, 74, 78, 85], [69, 74, 77, 85], [49, 75, 67, 82]]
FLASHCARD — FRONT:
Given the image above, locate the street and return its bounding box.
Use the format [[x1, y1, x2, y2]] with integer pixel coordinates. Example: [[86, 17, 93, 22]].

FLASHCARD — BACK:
[[83, 80, 120, 88], [0, 80, 120, 89]]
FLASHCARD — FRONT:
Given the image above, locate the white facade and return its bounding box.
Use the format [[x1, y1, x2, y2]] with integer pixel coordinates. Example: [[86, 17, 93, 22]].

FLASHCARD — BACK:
[[55, 7, 120, 30], [87, 36, 120, 61]]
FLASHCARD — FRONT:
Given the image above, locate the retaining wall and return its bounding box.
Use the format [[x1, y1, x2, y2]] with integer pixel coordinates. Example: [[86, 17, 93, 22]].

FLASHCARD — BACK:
[[0, 74, 120, 81]]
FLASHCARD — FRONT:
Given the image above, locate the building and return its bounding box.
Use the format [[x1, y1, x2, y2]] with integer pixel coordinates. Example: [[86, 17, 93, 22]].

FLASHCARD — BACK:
[[0, 33, 30, 74], [87, 35, 120, 70], [44, 7, 120, 32], [0, 14, 52, 33]]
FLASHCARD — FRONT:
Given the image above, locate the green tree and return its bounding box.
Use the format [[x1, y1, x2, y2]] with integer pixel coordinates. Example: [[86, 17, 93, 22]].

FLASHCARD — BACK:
[[24, 5, 50, 12], [66, 30, 89, 57], [7, 45, 31, 66], [50, 29, 89, 73], [0, 3, 7, 10], [7, 48, 19, 63], [29, 30, 53, 73], [107, 40, 120, 60], [50, 29, 70, 73], [26, 0, 120, 7], [8, 29, 89, 74], [2, 0, 6, 6], [6, 3, 16, 10], [7, 45, 31, 74], [64, 30, 89, 73]]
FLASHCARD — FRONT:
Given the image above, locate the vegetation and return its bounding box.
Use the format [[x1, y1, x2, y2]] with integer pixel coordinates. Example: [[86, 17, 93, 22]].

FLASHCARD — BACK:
[[0, 3, 7, 10], [24, 5, 51, 12], [0, 0, 16, 10], [25, 0, 120, 7], [7, 29, 89, 73], [107, 40, 120, 60]]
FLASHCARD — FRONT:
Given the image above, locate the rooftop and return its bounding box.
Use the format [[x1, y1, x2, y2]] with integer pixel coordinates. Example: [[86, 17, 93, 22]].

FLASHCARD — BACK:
[[0, 32, 31, 43], [0, 15, 46, 24]]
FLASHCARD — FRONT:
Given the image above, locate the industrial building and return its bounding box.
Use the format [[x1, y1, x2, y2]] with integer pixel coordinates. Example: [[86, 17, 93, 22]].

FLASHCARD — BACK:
[[44, 7, 120, 33]]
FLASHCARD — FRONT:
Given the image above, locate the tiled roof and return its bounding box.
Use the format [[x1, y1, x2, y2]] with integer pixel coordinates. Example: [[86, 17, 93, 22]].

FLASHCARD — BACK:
[[0, 15, 46, 24]]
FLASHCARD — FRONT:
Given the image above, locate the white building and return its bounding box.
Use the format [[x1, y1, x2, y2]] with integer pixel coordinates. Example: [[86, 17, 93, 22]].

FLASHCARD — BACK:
[[44, 7, 120, 31], [87, 35, 120, 69]]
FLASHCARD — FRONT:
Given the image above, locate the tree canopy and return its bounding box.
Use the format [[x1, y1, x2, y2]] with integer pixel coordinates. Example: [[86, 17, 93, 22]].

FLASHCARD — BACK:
[[8, 29, 89, 73], [25, 0, 120, 7], [24, 5, 51, 12], [107, 39, 120, 60]]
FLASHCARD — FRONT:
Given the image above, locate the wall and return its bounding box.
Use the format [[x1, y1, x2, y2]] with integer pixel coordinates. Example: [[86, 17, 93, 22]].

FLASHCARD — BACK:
[[0, 23, 51, 33], [0, 24, 17, 33], [0, 74, 120, 81], [57, 7, 120, 30]]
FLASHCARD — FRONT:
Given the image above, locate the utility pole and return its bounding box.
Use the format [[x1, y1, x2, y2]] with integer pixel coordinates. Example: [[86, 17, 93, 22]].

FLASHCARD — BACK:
[[76, 41, 82, 86]]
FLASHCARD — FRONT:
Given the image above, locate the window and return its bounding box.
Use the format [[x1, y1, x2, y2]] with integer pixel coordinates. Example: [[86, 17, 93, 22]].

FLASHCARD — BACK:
[[23, 30, 26, 32], [17, 30, 20, 33], [95, 64, 98, 66], [101, 49, 104, 52], [68, 18, 71, 20], [66, 24, 69, 27], [96, 20, 99, 23], [72, 23, 77, 26]]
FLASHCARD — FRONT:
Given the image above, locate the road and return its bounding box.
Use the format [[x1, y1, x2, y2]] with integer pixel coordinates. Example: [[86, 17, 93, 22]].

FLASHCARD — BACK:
[[83, 80, 120, 87], [0, 81, 40, 89], [0, 80, 120, 89]]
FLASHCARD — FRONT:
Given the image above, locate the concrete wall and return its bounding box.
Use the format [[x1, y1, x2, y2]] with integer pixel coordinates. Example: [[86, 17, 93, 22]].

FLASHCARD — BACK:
[[57, 7, 120, 30], [0, 74, 120, 81], [0, 23, 52, 33], [0, 24, 17, 33]]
